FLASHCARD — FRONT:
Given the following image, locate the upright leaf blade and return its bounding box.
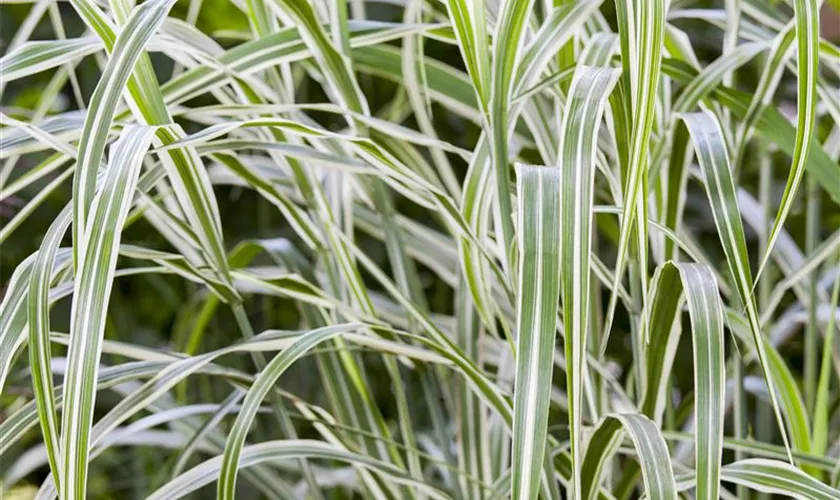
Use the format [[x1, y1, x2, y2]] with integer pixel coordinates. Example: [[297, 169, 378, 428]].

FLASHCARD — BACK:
[[511, 164, 562, 500], [27, 207, 72, 492], [602, 0, 666, 351], [489, 0, 537, 263], [70, 0, 176, 268], [557, 65, 620, 500], [60, 126, 157, 500], [756, 0, 820, 283], [580, 413, 678, 500]]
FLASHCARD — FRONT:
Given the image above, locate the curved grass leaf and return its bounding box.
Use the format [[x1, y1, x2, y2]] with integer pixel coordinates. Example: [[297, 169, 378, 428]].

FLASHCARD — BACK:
[[70, 0, 176, 268], [152, 440, 451, 500], [640, 262, 726, 500], [27, 207, 72, 491], [217, 324, 362, 499], [556, 65, 620, 500], [756, 0, 821, 283], [580, 413, 677, 500], [0, 38, 103, 82], [59, 126, 157, 500], [678, 111, 793, 462], [720, 459, 840, 500], [601, 0, 666, 353]]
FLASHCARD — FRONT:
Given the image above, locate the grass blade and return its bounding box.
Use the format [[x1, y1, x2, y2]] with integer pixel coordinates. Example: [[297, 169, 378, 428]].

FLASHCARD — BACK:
[[678, 111, 793, 462], [154, 440, 450, 500], [217, 324, 363, 499], [557, 65, 620, 499], [69, 0, 176, 269], [510, 164, 562, 500], [489, 0, 537, 263], [602, 0, 666, 352], [720, 459, 840, 500], [27, 207, 72, 491], [580, 413, 677, 500], [59, 126, 157, 499], [641, 262, 726, 499], [755, 0, 820, 283]]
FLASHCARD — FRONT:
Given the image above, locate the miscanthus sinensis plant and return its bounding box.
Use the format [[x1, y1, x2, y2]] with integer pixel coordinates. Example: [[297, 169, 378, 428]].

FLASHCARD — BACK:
[[1, 0, 840, 498]]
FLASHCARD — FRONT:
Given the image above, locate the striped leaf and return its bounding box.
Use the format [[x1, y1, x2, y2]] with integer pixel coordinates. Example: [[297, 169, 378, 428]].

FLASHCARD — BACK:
[[153, 440, 450, 500], [2, 1, 839, 498], [0, 38, 103, 82], [556, 65, 621, 500], [580, 413, 677, 500], [27, 207, 72, 491], [510, 164, 562, 500], [678, 111, 793, 461], [756, 0, 821, 282], [217, 324, 363, 499], [602, 0, 666, 350], [59, 126, 157, 500], [70, 0, 176, 268], [720, 459, 840, 500], [640, 262, 726, 500], [489, 0, 537, 262]]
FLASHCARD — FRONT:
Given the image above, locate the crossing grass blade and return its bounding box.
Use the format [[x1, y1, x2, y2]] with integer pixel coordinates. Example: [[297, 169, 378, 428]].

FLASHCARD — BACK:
[[732, 22, 795, 170], [0, 38, 103, 83], [153, 440, 451, 500], [719, 459, 840, 500], [580, 413, 677, 500], [69, 0, 176, 269], [678, 111, 793, 462], [601, 0, 666, 353], [217, 324, 362, 499]]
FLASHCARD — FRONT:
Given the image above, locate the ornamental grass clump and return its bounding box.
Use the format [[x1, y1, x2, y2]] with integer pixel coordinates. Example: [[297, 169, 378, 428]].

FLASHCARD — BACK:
[[1, 0, 839, 498]]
